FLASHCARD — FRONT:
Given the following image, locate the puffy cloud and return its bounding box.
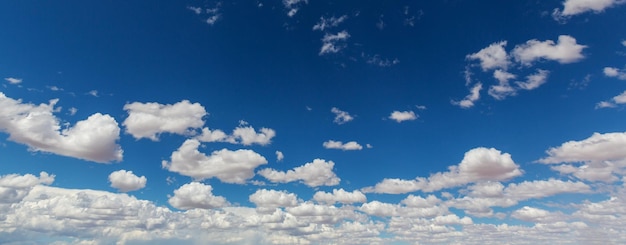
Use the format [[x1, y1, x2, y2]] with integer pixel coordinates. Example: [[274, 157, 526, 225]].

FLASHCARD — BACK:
[[4, 77, 22, 84], [511, 206, 564, 223], [0, 92, 122, 163], [283, 0, 308, 17], [603, 67, 626, 80], [0, 172, 54, 203], [168, 182, 228, 210], [511, 35, 586, 66], [258, 159, 340, 187], [453, 82, 483, 109], [323, 140, 363, 151], [320, 31, 350, 55], [466, 41, 509, 71], [249, 189, 300, 210], [516, 69, 550, 90], [196, 125, 276, 146], [276, 151, 284, 162], [162, 139, 268, 184], [539, 132, 626, 164], [504, 179, 591, 199], [553, 0, 626, 19], [313, 15, 347, 31], [331, 107, 354, 124], [364, 147, 522, 194], [108, 170, 147, 192], [388, 110, 417, 123], [313, 189, 367, 204], [596, 90, 626, 109], [123, 100, 206, 141]]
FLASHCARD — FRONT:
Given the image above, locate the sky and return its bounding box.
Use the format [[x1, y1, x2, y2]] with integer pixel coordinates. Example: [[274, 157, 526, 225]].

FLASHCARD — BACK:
[[1, 0, 626, 244]]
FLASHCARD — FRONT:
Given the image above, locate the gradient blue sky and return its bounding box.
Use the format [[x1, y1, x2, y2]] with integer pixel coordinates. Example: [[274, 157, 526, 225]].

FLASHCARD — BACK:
[[1, 1, 626, 244]]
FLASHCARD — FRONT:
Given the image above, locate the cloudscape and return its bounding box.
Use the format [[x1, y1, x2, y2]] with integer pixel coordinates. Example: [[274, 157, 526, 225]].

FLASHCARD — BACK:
[[1, 1, 626, 244]]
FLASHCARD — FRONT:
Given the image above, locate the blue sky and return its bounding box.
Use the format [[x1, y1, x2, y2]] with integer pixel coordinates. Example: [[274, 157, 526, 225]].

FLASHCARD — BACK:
[[1, 0, 626, 244]]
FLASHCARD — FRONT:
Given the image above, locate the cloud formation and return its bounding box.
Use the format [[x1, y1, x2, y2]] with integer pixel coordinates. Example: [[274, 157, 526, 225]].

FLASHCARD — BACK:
[[323, 140, 363, 150], [331, 107, 354, 124], [553, 0, 626, 20], [258, 159, 341, 187], [388, 110, 417, 123], [320, 31, 350, 55], [123, 100, 206, 141], [108, 170, 147, 192], [168, 182, 228, 210]]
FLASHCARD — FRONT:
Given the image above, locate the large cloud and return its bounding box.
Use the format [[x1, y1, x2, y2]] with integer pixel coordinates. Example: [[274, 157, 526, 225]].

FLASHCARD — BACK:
[[123, 100, 206, 141], [162, 139, 268, 184], [0, 92, 122, 163], [258, 159, 341, 187]]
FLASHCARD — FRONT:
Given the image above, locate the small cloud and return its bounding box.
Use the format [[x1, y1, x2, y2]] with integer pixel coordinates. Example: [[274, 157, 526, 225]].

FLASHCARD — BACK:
[[283, 0, 308, 17], [4, 77, 22, 84], [552, 0, 626, 21], [47, 86, 63, 91], [276, 151, 284, 162], [364, 53, 399, 67], [452, 83, 483, 109], [323, 140, 363, 151], [188, 6, 202, 15], [366, 144, 373, 149], [376, 15, 385, 30], [320, 31, 350, 55], [604, 67, 626, 80], [388, 110, 417, 123], [188, 4, 221, 26], [166, 176, 176, 185], [416, 105, 427, 110], [306, 106, 312, 111], [87, 90, 99, 97], [313, 15, 347, 31], [68, 107, 78, 116], [331, 107, 354, 124], [596, 90, 626, 109], [622, 40, 626, 47]]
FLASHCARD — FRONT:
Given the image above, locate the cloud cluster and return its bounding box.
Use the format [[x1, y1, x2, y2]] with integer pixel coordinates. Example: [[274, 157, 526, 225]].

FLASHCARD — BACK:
[[196, 124, 276, 146], [282, 0, 308, 17], [313, 15, 348, 31], [323, 140, 363, 151], [0, 93, 122, 163], [320, 31, 350, 55], [258, 159, 341, 187]]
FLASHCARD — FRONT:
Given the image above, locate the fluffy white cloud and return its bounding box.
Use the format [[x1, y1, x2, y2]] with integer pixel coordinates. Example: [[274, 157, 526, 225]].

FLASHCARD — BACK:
[[108, 170, 147, 192], [453, 83, 483, 108], [313, 189, 367, 204], [283, 0, 308, 17], [0, 93, 122, 163], [320, 31, 350, 55], [553, 0, 626, 18], [313, 15, 347, 31], [504, 179, 591, 199], [364, 147, 522, 194], [539, 132, 626, 164], [596, 90, 626, 109], [258, 159, 340, 187], [511, 206, 564, 223], [604, 67, 626, 80], [276, 151, 284, 162], [249, 189, 300, 211], [0, 172, 54, 203], [323, 140, 363, 151], [516, 69, 550, 90], [123, 100, 206, 141], [512, 35, 586, 65], [331, 107, 354, 124], [168, 182, 228, 210], [388, 110, 417, 123], [196, 125, 276, 146], [466, 41, 509, 71], [162, 139, 268, 184], [4, 77, 22, 84]]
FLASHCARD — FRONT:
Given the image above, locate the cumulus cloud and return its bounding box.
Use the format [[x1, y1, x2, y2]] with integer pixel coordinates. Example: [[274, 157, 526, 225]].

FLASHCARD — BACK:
[[249, 189, 300, 212], [0, 172, 54, 203], [388, 110, 417, 123], [453, 83, 483, 108], [511, 206, 564, 223], [313, 15, 347, 31], [4, 77, 22, 84], [489, 70, 517, 100], [195, 124, 276, 146], [258, 159, 340, 187], [0, 92, 122, 163], [108, 170, 147, 192], [596, 90, 626, 109], [162, 139, 268, 184], [331, 107, 354, 124], [603, 67, 626, 80], [552, 0, 626, 20], [123, 100, 206, 141], [313, 189, 366, 204], [320, 31, 350, 55], [168, 182, 228, 210], [323, 140, 363, 151], [364, 147, 522, 194], [511, 35, 586, 65], [466, 41, 509, 71]]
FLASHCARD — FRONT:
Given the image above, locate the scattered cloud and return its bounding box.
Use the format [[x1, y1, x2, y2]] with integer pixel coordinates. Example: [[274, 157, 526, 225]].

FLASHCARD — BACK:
[[123, 100, 206, 141], [388, 110, 417, 123], [249, 189, 300, 212], [516, 69, 550, 90], [313, 15, 347, 31], [258, 159, 341, 187], [552, 0, 626, 20], [108, 170, 147, 192], [276, 150, 284, 162], [188, 4, 221, 25], [4, 77, 22, 84], [596, 90, 626, 109], [313, 189, 366, 204], [466, 41, 509, 71], [168, 182, 228, 210], [68, 107, 78, 116], [196, 124, 276, 146], [282, 0, 308, 17], [331, 107, 354, 124], [512, 35, 587, 66], [604, 67, 626, 80], [87, 90, 99, 97], [0, 93, 122, 163], [364, 54, 400, 67], [162, 139, 268, 184], [489, 69, 517, 100], [323, 140, 363, 151], [453, 83, 483, 109], [320, 31, 350, 55]]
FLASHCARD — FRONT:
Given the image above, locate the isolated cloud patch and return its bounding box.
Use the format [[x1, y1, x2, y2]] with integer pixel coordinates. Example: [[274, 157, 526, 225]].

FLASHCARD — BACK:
[[123, 100, 206, 141], [320, 31, 350, 55], [168, 182, 228, 210], [512, 35, 587, 65], [596, 90, 626, 109], [452, 83, 483, 109], [0, 93, 123, 163], [4, 77, 22, 84], [388, 110, 417, 122], [108, 170, 147, 192], [553, 0, 626, 20], [603, 67, 626, 80], [162, 139, 268, 184], [323, 140, 363, 150], [258, 159, 340, 187], [331, 107, 354, 124]]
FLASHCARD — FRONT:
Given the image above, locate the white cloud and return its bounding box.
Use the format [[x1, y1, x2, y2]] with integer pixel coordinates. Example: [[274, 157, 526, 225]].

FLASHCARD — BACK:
[[258, 159, 340, 187], [511, 206, 564, 223], [466, 41, 509, 71], [320, 31, 350, 55], [123, 100, 206, 141], [453, 83, 483, 109], [596, 90, 626, 109], [168, 182, 228, 210], [68, 107, 78, 116], [323, 140, 363, 151], [108, 170, 147, 192], [313, 15, 347, 31], [87, 90, 98, 97], [516, 69, 550, 90], [331, 107, 354, 124], [187, 6, 202, 14], [389, 110, 417, 123], [0, 172, 54, 203], [623, 40, 626, 46], [0, 92, 122, 163], [283, 0, 308, 17], [162, 139, 268, 184], [489, 70, 517, 100], [364, 147, 522, 194], [249, 189, 300, 211], [512, 35, 587, 66], [196, 125, 276, 146], [603, 67, 626, 80], [553, 0, 626, 19], [313, 189, 367, 204], [4, 77, 22, 84], [276, 151, 284, 162]]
